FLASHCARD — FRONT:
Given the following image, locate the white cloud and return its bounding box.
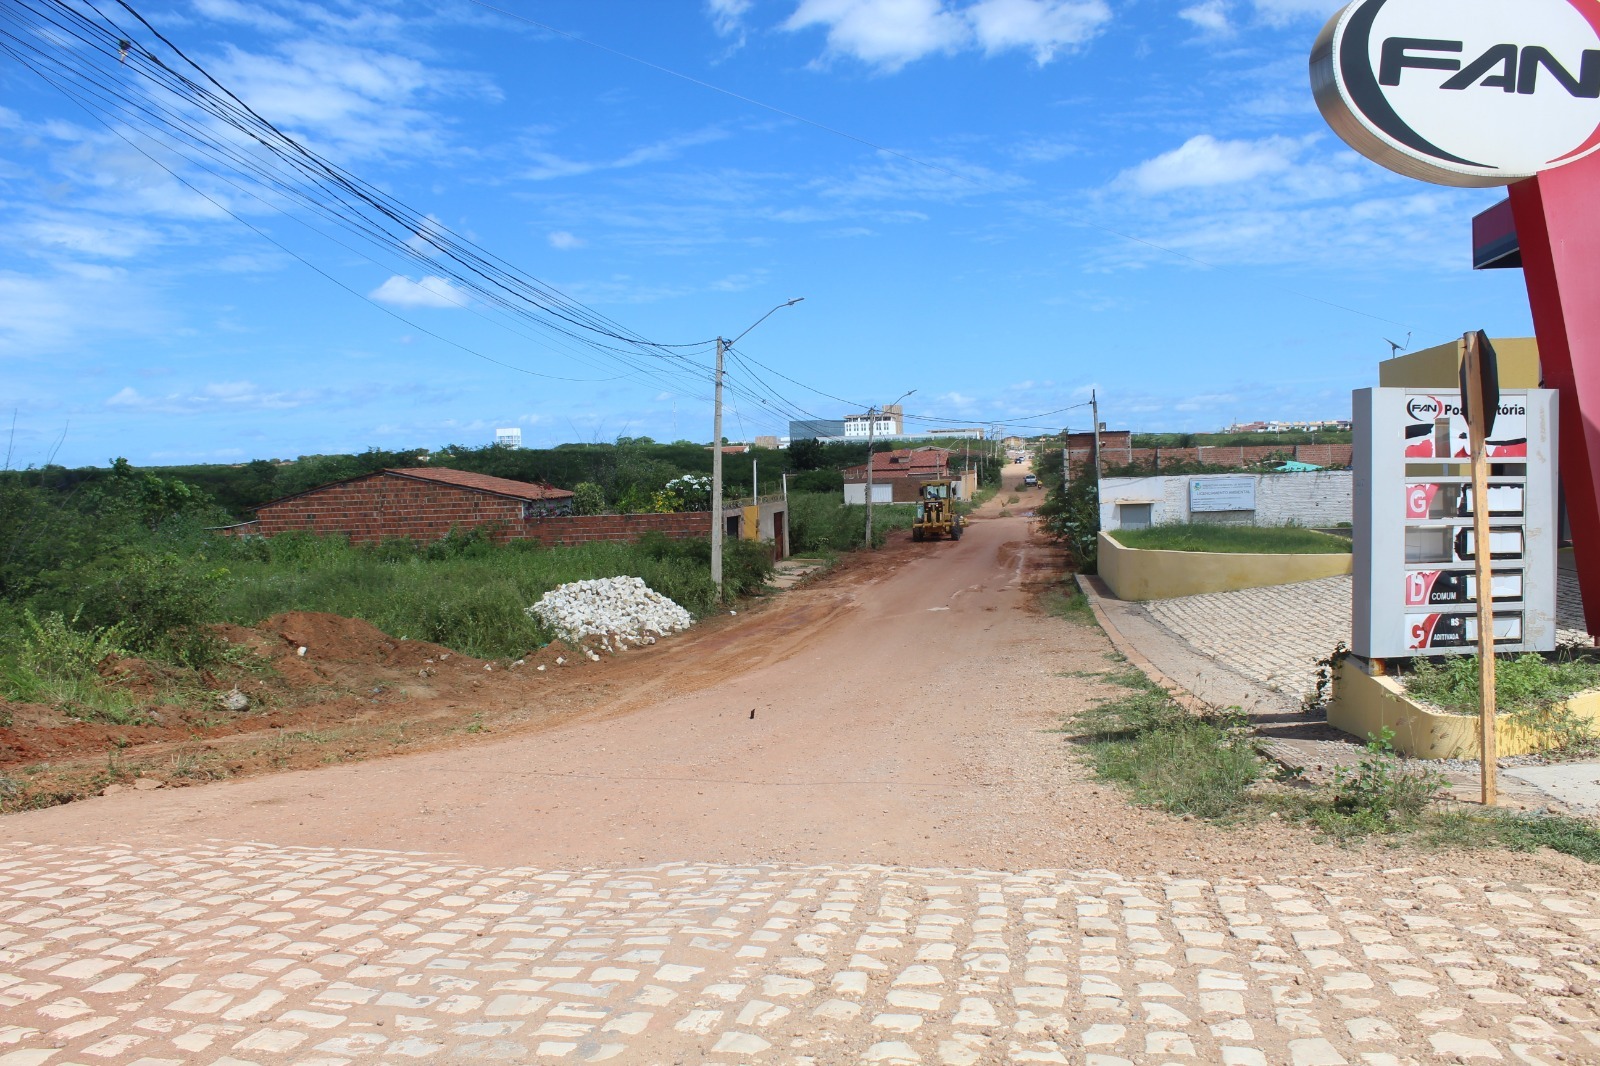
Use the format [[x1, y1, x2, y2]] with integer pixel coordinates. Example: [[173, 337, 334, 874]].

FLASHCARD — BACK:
[[786, 0, 969, 70], [966, 0, 1110, 64], [1250, 0, 1337, 25], [548, 231, 586, 250], [520, 127, 731, 182], [107, 380, 383, 414], [14, 216, 160, 259], [191, 0, 295, 34], [785, 0, 1108, 70], [209, 40, 491, 162], [708, 0, 754, 39], [1179, 0, 1232, 34], [1121, 134, 1309, 193], [369, 274, 470, 308]]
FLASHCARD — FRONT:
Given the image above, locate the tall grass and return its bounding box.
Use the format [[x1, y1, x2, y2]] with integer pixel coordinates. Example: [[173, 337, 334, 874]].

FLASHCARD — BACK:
[[206, 531, 773, 658], [787, 493, 914, 554], [1113, 522, 1350, 555]]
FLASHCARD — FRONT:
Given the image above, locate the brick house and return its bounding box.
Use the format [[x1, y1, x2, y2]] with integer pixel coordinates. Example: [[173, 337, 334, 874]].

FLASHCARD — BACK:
[[244, 467, 577, 544], [842, 448, 960, 504], [220, 467, 795, 553]]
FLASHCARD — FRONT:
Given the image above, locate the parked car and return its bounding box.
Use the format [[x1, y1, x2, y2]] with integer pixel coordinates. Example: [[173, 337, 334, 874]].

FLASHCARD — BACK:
[[1014, 456, 1024, 464], [1023, 473, 1039, 487]]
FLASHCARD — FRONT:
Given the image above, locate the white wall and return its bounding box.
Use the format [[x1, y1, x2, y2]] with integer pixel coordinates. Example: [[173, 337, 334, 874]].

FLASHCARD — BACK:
[[843, 483, 894, 505], [1099, 472, 1353, 530]]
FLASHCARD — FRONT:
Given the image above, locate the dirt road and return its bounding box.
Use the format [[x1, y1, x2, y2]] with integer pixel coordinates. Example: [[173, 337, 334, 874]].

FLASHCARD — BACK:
[[8, 496, 1141, 872], [5, 481, 1600, 1065]]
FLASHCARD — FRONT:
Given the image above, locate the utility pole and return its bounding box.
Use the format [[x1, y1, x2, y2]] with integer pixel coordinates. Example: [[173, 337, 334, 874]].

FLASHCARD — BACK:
[[711, 336, 726, 593], [864, 405, 878, 550], [708, 298, 804, 597], [1091, 389, 1102, 484]]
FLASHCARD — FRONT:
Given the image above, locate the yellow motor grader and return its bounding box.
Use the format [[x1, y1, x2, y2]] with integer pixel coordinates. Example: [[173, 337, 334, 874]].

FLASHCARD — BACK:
[[911, 479, 963, 542]]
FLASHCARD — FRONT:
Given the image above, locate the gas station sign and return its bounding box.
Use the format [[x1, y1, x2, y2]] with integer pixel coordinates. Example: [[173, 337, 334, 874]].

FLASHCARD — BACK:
[[1352, 387, 1558, 659]]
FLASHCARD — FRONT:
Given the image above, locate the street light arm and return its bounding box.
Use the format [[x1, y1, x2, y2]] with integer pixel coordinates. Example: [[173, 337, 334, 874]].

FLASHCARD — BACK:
[[729, 297, 805, 346]]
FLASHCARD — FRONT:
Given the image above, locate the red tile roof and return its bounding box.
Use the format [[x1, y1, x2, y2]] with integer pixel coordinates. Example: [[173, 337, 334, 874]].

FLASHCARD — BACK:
[[842, 448, 953, 480], [385, 468, 574, 501]]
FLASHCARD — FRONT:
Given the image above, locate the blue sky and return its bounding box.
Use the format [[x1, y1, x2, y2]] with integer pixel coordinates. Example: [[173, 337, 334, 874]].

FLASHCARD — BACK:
[[0, 0, 1537, 467]]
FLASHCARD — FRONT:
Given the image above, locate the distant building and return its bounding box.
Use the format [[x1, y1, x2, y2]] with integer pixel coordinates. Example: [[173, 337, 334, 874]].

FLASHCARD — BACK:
[[843, 404, 904, 439], [754, 435, 782, 449], [495, 427, 523, 448], [1223, 419, 1351, 434], [926, 427, 985, 441], [789, 418, 847, 441]]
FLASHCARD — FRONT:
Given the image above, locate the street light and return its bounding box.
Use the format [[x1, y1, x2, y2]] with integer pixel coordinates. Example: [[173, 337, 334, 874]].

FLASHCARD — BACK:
[[864, 388, 916, 549], [712, 298, 804, 595]]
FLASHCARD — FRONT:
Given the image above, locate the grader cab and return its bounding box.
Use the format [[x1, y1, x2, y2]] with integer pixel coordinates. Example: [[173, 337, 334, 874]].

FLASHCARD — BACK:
[[912, 479, 963, 542]]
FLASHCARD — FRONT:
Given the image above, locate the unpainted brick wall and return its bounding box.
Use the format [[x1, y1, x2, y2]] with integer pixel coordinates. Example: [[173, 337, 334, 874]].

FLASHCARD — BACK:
[[1068, 443, 1353, 475], [253, 473, 709, 546]]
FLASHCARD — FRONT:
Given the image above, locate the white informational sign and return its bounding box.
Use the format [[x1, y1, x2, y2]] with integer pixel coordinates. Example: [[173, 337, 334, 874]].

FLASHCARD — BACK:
[[1189, 477, 1256, 513], [1311, 0, 1600, 187], [1351, 387, 1558, 659]]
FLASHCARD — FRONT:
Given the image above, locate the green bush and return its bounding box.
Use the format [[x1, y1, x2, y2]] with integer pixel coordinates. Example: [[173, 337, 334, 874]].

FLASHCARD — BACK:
[[0, 609, 140, 724], [1037, 474, 1099, 572], [572, 482, 606, 516], [788, 469, 843, 494], [1319, 729, 1447, 834], [60, 552, 225, 666]]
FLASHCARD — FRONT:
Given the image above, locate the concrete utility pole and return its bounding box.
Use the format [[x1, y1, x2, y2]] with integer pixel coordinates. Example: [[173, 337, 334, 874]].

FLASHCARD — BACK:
[[864, 406, 877, 550], [1091, 389, 1102, 485], [711, 336, 727, 593], [710, 298, 804, 597]]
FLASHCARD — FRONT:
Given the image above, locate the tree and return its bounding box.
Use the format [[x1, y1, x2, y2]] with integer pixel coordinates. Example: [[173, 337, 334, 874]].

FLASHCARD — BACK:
[[787, 437, 825, 472]]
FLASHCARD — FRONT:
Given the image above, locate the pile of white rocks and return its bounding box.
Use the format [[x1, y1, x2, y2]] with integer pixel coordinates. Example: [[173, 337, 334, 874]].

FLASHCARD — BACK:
[[525, 576, 694, 654]]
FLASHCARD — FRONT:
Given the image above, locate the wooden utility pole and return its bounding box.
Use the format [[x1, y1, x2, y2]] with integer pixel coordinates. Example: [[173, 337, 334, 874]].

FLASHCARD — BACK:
[[1463, 331, 1499, 805], [710, 337, 726, 594]]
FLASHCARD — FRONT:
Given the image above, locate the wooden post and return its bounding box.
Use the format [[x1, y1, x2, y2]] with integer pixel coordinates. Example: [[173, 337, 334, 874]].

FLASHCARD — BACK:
[[1463, 331, 1499, 806]]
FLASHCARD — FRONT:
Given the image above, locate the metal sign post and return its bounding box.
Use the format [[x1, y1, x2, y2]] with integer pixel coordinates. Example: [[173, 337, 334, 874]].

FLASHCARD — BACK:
[[1461, 331, 1499, 805]]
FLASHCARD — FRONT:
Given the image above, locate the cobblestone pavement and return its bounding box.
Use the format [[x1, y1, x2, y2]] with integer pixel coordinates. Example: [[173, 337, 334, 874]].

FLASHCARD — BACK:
[[1144, 574, 1591, 701], [1142, 579, 1352, 701], [2, 842, 1599, 1065]]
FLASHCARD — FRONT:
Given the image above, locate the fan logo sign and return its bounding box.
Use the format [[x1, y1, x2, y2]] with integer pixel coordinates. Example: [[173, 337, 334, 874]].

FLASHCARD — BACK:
[[1311, 0, 1600, 186]]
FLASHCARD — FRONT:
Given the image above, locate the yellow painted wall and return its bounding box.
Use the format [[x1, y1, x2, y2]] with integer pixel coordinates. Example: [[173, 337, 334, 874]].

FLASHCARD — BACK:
[[1378, 337, 1541, 389], [1097, 532, 1352, 601], [1329, 658, 1600, 759]]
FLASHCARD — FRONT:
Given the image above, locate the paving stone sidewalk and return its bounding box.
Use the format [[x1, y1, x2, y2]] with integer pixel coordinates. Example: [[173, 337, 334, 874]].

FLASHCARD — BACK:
[[1143, 570, 1592, 703], [2, 842, 1599, 1065]]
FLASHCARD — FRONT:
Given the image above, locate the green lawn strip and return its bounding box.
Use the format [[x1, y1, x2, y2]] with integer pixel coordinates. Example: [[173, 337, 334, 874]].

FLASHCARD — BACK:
[[1066, 672, 1600, 864], [1112, 523, 1351, 555]]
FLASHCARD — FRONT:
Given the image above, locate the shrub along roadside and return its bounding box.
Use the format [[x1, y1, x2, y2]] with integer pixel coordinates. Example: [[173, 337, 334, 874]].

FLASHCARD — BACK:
[[786, 493, 913, 554], [1067, 670, 1600, 863]]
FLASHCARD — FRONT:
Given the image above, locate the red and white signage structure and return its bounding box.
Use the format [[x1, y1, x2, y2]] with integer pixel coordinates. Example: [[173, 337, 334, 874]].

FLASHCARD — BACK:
[[1314, 0, 1600, 644], [1352, 387, 1558, 658]]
